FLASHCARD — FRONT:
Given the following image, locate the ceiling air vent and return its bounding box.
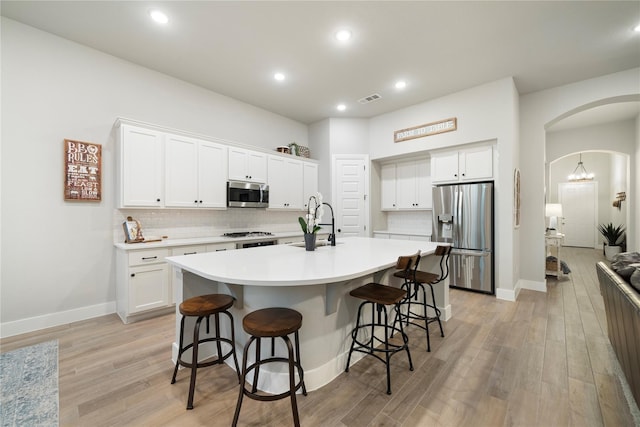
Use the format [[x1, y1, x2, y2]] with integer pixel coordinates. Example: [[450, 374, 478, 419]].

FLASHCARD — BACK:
[[358, 93, 382, 104]]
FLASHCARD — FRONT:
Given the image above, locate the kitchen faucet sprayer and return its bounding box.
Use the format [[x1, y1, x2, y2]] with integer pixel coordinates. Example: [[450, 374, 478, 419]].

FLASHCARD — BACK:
[[319, 202, 336, 246]]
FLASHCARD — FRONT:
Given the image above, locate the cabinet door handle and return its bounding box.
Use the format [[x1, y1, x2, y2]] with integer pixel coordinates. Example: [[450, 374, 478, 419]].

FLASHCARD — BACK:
[[199, 200, 203, 204], [142, 256, 158, 260], [156, 198, 161, 202], [183, 252, 196, 255], [215, 248, 227, 251], [131, 273, 135, 277], [462, 173, 465, 177]]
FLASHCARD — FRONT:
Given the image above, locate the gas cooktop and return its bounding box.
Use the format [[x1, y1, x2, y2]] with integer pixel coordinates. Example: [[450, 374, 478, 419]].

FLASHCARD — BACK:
[[222, 231, 274, 238]]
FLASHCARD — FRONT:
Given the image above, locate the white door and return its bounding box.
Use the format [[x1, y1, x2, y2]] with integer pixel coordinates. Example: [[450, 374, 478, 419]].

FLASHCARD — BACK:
[[334, 156, 368, 237], [559, 181, 597, 247]]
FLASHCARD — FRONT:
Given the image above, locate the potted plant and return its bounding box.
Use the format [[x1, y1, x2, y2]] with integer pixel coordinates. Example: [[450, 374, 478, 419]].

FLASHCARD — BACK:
[[298, 193, 324, 251], [597, 222, 626, 260]]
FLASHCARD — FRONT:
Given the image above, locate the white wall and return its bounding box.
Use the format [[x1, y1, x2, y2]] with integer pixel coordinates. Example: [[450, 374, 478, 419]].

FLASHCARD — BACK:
[[519, 68, 640, 285], [635, 115, 640, 250], [0, 18, 308, 336], [308, 119, 331, 200]]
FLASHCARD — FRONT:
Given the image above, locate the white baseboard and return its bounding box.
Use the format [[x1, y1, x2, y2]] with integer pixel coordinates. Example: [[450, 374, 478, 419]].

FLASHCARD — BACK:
[[496, 286, 518, 302], [0, 301, 116, 339], [495, 279, 546, 303], [520, 278, 547, 293]]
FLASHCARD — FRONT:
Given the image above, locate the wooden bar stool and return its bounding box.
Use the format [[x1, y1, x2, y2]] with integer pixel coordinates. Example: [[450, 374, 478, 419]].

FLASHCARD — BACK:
[[232, 307, 307, 427], [171, 294, 240, 409], [393, 245, 451, 351], [345, 254, 416, 395]]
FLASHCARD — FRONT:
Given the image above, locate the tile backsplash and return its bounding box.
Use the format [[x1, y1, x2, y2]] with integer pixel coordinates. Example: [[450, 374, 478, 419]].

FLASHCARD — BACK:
[[114, 208, 301, 243], [386, 210, 432, 235]]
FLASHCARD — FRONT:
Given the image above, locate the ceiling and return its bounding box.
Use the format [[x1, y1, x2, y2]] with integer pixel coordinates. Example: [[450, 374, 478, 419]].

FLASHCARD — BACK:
[[2, 1, 639, 125]]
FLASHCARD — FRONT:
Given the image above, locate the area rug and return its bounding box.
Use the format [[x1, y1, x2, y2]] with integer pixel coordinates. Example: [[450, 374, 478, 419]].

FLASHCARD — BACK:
[[0, 340, 58, 426]]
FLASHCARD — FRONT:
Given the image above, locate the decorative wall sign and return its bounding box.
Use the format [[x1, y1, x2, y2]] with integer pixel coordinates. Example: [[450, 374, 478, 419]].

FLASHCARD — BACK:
[[394, 117, 457, 143], [64, 139, 101, 201]]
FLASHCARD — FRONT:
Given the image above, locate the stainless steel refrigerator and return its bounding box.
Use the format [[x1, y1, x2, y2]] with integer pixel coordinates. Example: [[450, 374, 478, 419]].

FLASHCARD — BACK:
[[432, 182, 494, 294]]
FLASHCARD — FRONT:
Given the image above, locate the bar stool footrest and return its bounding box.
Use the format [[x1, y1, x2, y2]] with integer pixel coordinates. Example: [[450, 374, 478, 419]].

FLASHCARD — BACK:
[[176, 337, 236, 370], [240, 357, 306, 401], [348, 323, 410, 367]]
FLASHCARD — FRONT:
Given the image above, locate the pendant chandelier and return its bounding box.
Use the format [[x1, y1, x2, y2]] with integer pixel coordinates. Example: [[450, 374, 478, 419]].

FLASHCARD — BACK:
[[567, 153, 594, 182]]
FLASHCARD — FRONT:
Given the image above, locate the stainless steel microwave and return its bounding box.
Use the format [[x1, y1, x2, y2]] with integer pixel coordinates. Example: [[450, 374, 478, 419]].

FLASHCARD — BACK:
[[227, 181, 269, 208]]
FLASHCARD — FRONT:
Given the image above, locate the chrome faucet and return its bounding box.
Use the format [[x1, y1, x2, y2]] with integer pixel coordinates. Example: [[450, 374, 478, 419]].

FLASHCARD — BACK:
[[319, 202, 336, 246]]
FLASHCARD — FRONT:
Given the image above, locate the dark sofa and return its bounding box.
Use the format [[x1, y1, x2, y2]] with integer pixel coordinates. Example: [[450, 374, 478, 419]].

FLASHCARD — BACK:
[[596, 253, 640, 408]]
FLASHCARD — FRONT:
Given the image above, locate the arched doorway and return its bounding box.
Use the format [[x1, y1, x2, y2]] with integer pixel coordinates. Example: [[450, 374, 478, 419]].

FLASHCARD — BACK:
[[548, 151, 629, 249], [544, 100, 636, 252]]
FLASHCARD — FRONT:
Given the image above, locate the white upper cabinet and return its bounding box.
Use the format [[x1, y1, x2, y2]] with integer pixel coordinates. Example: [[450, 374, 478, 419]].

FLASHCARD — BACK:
[[228, 147, 267, 183], [396, 160, 431, 209], [164, 135, 198, 207], [197, 141, 228, 208], [459, 146, 493, 181], [302, 162, 319, 208], [115, 119, 314, 210], [431, 145, 493, 183], [118, 125, 164, 208], [381, 159, 431, 210], [380, 163, 397, 210], [164, 135, 227, 208], [268, 155, 304, 210]]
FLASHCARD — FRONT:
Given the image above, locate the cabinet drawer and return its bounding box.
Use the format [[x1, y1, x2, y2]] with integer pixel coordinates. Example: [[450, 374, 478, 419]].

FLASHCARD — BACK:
[[207, 242, 237, 252], [128, 248, 169, 266], [171, 245, 208, 256]]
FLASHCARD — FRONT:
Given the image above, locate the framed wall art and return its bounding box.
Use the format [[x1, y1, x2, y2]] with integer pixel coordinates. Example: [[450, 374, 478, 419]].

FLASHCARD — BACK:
[[64, 139, 101, 201]]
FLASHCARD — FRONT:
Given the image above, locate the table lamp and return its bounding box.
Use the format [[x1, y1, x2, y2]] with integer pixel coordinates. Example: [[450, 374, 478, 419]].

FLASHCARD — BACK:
[[545, 203, 563, 234]]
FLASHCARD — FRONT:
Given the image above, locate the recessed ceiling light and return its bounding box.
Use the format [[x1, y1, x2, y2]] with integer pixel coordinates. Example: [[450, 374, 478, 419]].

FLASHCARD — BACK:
[[149, 10, 169, 24], [336, 104, 346, 111], [274, 72, 286, 81], [634, 24, 640, 32], [395, 80, 407, 89], [335, 30, 352, 42]]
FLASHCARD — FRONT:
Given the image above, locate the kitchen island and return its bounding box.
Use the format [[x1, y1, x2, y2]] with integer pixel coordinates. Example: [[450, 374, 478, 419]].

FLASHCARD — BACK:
[[165, 236, 450, 393]]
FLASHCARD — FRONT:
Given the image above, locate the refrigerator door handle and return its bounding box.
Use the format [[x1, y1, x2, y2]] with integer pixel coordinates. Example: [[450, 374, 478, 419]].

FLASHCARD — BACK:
[[455, 188, 461, 243]]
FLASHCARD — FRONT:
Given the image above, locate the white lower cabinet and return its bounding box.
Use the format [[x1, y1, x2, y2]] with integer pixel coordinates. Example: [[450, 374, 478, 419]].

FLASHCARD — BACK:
[[207, 242, 237, 252], [116, 242, 240, 323], [129, 264, 169, 314], [117, 248, 171, 323], [390, 234, 431, 241], [171, 245, 208, 256], [373, 232, 431, 241]]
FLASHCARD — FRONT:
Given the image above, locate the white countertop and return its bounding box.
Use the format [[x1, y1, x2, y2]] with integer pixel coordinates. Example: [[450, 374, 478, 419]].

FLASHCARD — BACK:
[[113, 231, 311, 250], [165, 236, 444, 287]]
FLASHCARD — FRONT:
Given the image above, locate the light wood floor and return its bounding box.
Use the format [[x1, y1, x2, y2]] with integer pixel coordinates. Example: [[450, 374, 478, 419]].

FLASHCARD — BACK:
[[2, 247, 639, 426]]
